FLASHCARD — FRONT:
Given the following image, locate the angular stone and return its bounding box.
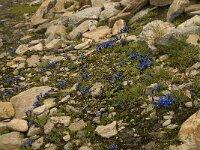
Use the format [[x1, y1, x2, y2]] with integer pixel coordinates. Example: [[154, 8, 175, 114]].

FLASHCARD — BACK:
[[61, 7, 101, 26], [95, 121, 118, 138], [45, 39, 62, 49], [51, 116, 71, 126], [29, 43, 43, 51], [177, 110, 200, 149], [83, 26, 111, 42], [167, 0, 190, 22], [31, 0, 57, 26], [186, 34, 200, 46], [178, 15, 200, 29], [69, 120, 86, 132], [0, 132, 24, 150], [0, 102, 15, 120], [90, 82, 104, 97], [108, 12, 131, 27], [74, 39, 92, 50], [150, 0, 173, 6], [185, 4, 200, 13], [16, 44, 29, 55], [10, 86, 52, 119], [32, 137, 44, 150], [112, 19, 125, 35], [26, 55, 40, 67], [7, 119, 28, 132], [91, 0, 107, 7]]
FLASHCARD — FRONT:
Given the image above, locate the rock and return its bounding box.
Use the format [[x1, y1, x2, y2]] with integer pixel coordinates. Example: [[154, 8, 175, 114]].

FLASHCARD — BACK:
[[32, 137, 44, 150], [45, 21, 66, 39], [167, 0, 190, 22], [150, 0, 173, 6], [162, 119, 171, 127], [120, 0, 148, 14], [20, 35, 32, 41], [139, 20, 175, 45], [186, 34, 200, 46], [177, 15, 200, 29], [0, 123, 8, 135], [79, 146, 92, 150], [10, 86, 52, 119], [27, 125, 41, 137], [95, 121, 118, 138], [64, 142, 75, 150], [26, 55, 40, 67], [129, 8, 152, 24], [108, 12, 131, 27], [0, 102, 15, 120], [99, 2, 121, 21], [53, 0, 66, 12], [29, 43, 43, 51], [51, 116, 71, 126], [91, 0, 107, 7], [112, 19, 125, 35], [177, 110, 200, 149], [33, 105, 46, 115], [61, 7, 101, 26], [31, 0, 57, 26], [83, 26, 111, 42], [90, 82, 104, 97], [157, 26, 200, 45], [74, 39, 92, 50], [16, 44, 29, 55], [69, 119, 87, 132], [7, 119, 28, 132], [185, 102, 193, 108], [188, 10, 200, 17], [0, 132, 24, 150], [45, 39, 62, 49], [44, 120, 54, 134], [63, 132, 71, 142], [185, 4, 200, 13]]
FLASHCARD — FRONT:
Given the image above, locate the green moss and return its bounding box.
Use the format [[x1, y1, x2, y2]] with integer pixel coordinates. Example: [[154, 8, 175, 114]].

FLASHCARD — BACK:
[[156, 40, 200, 72], [10, 4, 39, 15], [173, 13, 189, 27]]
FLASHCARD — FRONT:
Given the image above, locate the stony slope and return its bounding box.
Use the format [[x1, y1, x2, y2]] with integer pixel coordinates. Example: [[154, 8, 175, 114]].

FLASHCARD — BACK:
[[0, 0, 200, 150]]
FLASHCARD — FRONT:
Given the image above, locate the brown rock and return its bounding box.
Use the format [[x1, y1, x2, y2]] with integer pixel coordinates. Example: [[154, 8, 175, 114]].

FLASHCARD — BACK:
[[185, 4, 200, 13], [83, 26, 111, 42], [108, 12, 131, 27], [150, 0, 173, 6], [178, 110, 200, 149], [167, 0, 190, 22], [0, 102, 15, 120], [112, 19, 125, 35]]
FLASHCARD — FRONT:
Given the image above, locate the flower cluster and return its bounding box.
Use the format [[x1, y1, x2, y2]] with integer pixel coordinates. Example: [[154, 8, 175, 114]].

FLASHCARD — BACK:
[[47, 61, 56, 69], [137, 56, 153, 71], [8, 49, 16, 55], [121, 26, 130, 33], [151, 94, 175, 107], [57, 81, 66, 90], [22, 141, 32, 147]]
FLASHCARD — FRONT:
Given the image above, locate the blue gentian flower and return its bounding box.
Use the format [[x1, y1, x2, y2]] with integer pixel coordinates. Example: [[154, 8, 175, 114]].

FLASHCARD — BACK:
[[25, 109, 32, 115], [96, 111, 102, 117], [119, 60, 126, 67], [8, 49, 16, 55], [121, 26, 130, 33], [80, 88, 87, 95], [190, 91, 195, 97], [110, 144, 116, 150], [33, 101, 40, 108], [57, 81, 66, 90], [5, 89, 13, 95], [80, 55, 86, 59], [47, 61, 56, 69], [82, 72, 89, 81], [152, 94, 175, 108], [28, 120, 34, 126], [120, 40, 128, 46], [76, 32, 82, 39]]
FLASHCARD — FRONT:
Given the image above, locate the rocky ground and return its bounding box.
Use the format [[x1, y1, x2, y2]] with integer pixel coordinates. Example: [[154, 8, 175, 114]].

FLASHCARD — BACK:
[[0, 0, 200, 150]]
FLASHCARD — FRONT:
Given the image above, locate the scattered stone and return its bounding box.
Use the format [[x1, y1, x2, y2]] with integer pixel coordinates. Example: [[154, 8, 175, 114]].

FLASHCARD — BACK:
[[32, 137, 44, 150], [162, 119, 171, 127], [0, 102, 15, 120], [90, 82, 104, 97], [51, 116, 71, 126], [185, 102, 193, 108], [150, 0, 173, 6], [95, 121, 118, 138], [27, 125, 41, 137], [64, 142, 74, 150], [26, 55, 40, 67], [83, 26, 111, 42], [63, 132, 71, 142], [16, 44, 29, 55], [45, 39, 62, 49], [29, 43, 43, 51], [108, 12, 131, 27], [74, 39, 92, 50], [178, 15, 200, 29], [185, 4, 200, 13], [186, 34, 200, 46], [69, 119, 87, 132], [7, 119, 28, 132], [112, 19, 125, 35], [0, 132, 24, 150]]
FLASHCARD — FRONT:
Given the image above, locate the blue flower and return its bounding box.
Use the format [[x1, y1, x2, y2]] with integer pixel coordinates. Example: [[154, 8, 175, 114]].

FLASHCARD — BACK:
[[121, 26, 130, 33], [8, 49, 16, 55], [82, 72, 89, 81], [64, 55, 71, 60], [5, 89, 13, 95], [47, 61, 56, 69], [57, 81, 66, 90], [25, 109, 32, 115], [28, 120, 34, 126], [76, 32, 82, 39], [152, 94, 175, 108], [110, 144, 116, 150], [120, 40, 128, 46], [190, 91, 195, 97], [80, 88, 87, 95], [96, 111, 102, 117], [80, 55, 86, 59], [33, 101, 40, 108]]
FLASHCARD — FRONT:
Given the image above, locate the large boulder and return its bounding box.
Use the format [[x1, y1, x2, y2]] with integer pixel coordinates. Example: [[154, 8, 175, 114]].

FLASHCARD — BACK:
[[0, 132, 24, 150], [139, 20, 175, 45], [175, 110, 200, 149], [10, 86, 52, 119], [177, 15, 200, 29], [0, 102, 15, 120], [150, 0, 173, 6], [167, 0, 190, 22], [31, 0, 57, 27], [157, 26, 200, 45]]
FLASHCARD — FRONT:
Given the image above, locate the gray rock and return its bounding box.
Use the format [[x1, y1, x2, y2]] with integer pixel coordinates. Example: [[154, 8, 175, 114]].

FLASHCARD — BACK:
[[150, 0, 173, 6], [16, 44, 29, 55], [157, 26, 200, 45], [10, 86, 52, 119], [32, 137, 44, 150], [0, 132, 24, 150], [61, 7, 102, 26], [178, 15, 200, 29]]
